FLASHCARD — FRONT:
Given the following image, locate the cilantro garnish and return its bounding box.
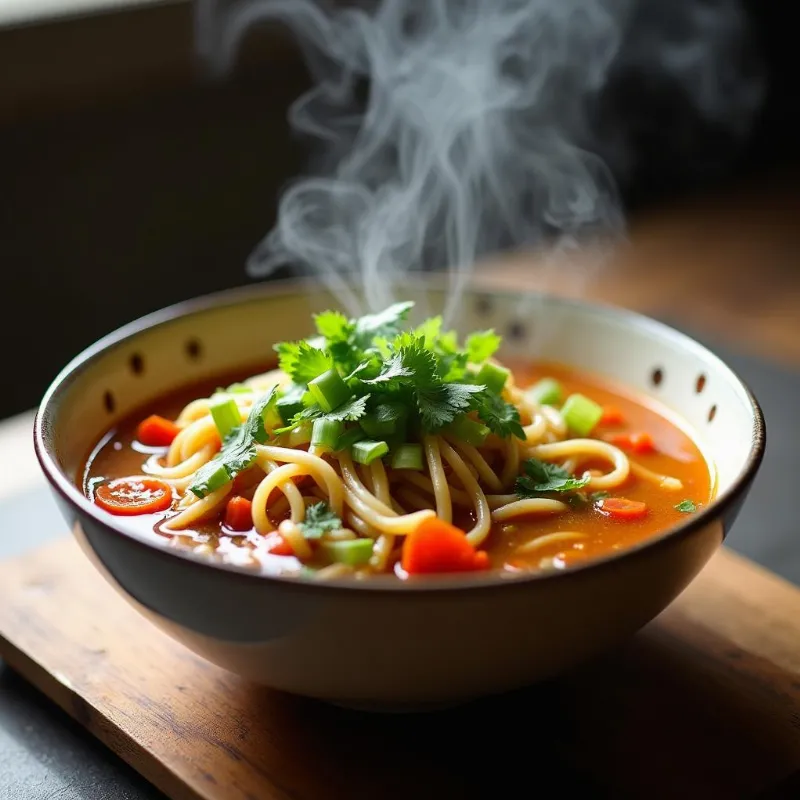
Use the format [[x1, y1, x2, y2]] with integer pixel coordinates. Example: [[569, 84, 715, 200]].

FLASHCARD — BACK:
[[675, 499, 698, 513], [189, 387, 279, 498], [515, 458, 590, 498], [298, 502, 342, 539]]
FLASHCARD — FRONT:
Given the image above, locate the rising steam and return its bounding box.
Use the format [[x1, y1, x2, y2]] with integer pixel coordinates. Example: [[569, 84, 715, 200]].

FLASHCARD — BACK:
[[195, 0, 764, 321]]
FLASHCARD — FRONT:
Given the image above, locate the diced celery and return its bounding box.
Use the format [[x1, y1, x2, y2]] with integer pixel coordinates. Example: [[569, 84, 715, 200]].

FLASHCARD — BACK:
[[526, 378, 563, 406], [475, 362, 510, 394], [209, 397, 241, 440], [312, 418, 344, 451], [351, 439, 389, 465], [321, 538, 374, 566], [308, 369, 353, 412], [562, 393, 603, 436], [335, 426, 365, 452], [446, 414, 490, 447], [390, 444, 424, 470]]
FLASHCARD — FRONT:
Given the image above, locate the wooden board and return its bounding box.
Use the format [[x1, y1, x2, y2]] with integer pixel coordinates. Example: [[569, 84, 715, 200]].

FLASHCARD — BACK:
[[1, 539, 800, 800]]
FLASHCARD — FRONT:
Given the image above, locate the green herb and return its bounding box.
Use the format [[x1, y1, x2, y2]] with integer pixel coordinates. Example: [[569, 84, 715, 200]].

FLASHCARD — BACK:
[[465, 330, 501, 363], [189, 387, 279, 498], [298, 502, 343, 539], [515, 458, 590, 498], [675, 499, 698, 513], [590, 491, 610, 502], [275, 341, 332, 385]]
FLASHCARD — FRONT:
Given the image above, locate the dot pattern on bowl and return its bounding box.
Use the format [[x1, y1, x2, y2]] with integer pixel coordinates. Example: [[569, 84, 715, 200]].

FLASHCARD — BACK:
[[708, 404, 717, 422], [130, 353, 144, 376], [507, 320, 526, 341], [103, 390, 115, 414], [696, 374, 706, 394], [475, 295, 493, 316], [185, 338, 203, 361], [651, 367, 664, 387]]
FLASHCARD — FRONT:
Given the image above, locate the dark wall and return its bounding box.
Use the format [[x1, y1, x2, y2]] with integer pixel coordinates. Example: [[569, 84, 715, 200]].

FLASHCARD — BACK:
[[0, 1, 796, 420]]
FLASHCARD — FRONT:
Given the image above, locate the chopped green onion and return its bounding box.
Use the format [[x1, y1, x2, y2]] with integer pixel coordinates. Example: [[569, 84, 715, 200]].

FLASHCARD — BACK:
[[359, 402, 408, 438], [475, 362, 510, 394], [390, 444, 424, 470], [308, 368, 353, 413], [562, 393, 603, 436], [276, 385, 306, 425], [197, 462, 231, 494], [526, 377, 563, 406], [320, 538, 374, 566], [351, 439, 389, 465], [446, 414, 490, 446], [288, 424, 312, 448], [209, 397, 241, 440], [312, 418, 344, 451], [335, 426, 365, 452]]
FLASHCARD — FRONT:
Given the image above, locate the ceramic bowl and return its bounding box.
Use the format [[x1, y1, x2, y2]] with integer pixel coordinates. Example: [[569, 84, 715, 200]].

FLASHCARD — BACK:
[[34, 279, 765, 710]]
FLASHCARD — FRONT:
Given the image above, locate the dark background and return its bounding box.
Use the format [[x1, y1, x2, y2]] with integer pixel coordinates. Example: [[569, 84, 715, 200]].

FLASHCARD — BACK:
[[0, 1, 795, 422]]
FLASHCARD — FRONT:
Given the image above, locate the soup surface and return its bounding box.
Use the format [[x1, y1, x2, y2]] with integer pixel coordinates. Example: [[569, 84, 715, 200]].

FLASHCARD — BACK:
[[83, 308, 713, 581]]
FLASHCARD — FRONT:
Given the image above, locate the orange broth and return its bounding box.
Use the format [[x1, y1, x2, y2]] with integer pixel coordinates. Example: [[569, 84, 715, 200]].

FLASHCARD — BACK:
[[82, 362, 713, 577]]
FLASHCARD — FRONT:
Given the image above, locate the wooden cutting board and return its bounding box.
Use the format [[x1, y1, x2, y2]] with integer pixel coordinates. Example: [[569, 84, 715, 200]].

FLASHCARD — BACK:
[[1, 538, 799, 800]]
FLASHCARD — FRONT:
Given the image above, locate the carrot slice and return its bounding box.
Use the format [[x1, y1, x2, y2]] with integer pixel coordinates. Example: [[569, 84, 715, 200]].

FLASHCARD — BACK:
[[402, 518, 490, 574], [597, 497, 648, 520], [224, 496, 253, 532], [605, 432, 656, 454], [263, 532, 294, 556], [94, 477, 173, 516], [136, 415, 181, 447], [599, 406, 625, 426]]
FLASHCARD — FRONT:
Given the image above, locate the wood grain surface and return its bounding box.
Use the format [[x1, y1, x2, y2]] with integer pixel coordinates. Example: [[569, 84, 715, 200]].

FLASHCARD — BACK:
[[0, 538, 799, 800]]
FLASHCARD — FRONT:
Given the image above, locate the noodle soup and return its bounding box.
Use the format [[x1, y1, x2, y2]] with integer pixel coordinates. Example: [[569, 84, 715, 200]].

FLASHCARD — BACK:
[[81, 303, 713, 580]]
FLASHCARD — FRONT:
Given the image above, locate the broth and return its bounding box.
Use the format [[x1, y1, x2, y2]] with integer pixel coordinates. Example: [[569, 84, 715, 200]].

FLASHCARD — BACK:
[[82, 361, 713, 579]]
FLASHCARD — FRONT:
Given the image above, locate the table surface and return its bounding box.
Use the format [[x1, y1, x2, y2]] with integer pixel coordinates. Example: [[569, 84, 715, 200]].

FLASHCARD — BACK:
[[1, 173, 800, 798]]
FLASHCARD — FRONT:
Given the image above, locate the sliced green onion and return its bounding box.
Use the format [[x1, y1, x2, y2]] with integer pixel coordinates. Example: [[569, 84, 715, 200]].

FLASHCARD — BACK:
[[390, 444, 424, 470], [446, 414, 490, 447], [475, 362, 510, 394], [197, 462, 231, 494], [351, 439, 389, 465], [526, 377, 563, 406], [359, 402, 408, 438], [335, 426, 365, 452], [209, 397, 241, 440], [321, 538, 374, 566], [312, 418, 344, 451], [288, 424, 312, 448], [308, 368, 353, 413], [562, 393, 603, 436], [276, 385, 306, 425]]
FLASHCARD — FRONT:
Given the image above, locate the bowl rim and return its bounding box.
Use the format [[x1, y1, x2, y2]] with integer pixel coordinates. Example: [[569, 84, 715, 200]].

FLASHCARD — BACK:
[[34, 276, 767, 595]]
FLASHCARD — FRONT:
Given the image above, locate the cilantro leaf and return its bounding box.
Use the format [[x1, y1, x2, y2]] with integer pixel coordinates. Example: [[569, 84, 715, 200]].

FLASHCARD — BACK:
[[275, 341, 332, 385], [361, 351, 414, 384], [465, 330, 501, 363], [417, 382, 484, 429], [472, 391, 525, 440], [314, 310, 354, 343], [515, 458, 589, 498], [321, 394, 370, 422], [189, 387, 278, 498], [675, 499, 698, 513], [298, 502, 342, 539], [353, 301, 415, 347]]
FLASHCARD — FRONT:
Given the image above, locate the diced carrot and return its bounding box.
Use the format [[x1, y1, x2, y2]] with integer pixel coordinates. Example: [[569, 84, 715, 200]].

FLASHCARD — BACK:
[[94, 477, 173, 516], [599, 406, 625, 426], [597, 497, 648, 520], [263, 531, 294, 556], [605, 431, 656, 454], [402, 517, 490, 574], [223, 496, 253, 532], [136, 415, 181, 447]]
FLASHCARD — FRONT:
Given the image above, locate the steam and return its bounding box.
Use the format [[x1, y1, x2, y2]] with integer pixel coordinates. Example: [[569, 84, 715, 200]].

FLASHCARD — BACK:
[[195, 0, 764, 321]]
